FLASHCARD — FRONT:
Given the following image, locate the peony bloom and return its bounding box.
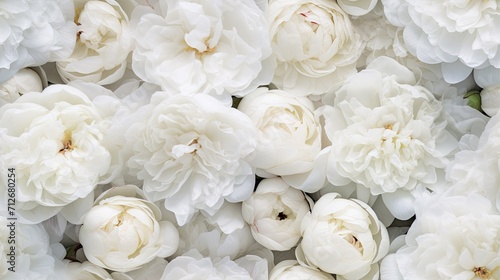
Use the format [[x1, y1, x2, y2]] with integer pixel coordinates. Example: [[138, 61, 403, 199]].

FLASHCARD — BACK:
[[237, 88, 322, 182], [0, 0, 76, 83], [323, 56, 456, 219], [270, 260, 335, 280], [242, 178, 313, 251], [337, 0, 378, 16], [381, 194, 500, 280], [126, 93, 258, 226], [382, 0, 500, 84], [0, 215, 62, 280], [297, 193, 389, 280], [160, 250, 268, 280], [268, 0, 364, 96], [56, 0, 133, 85], [0, 68, 45, 105], [0, 85, 116, 224], [130, 0, 274, 104], [79, 185, 179, 272]]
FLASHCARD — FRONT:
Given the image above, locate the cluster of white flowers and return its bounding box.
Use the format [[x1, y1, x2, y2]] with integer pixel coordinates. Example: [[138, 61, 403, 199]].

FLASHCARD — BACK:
[[1, 0, 499, 279]]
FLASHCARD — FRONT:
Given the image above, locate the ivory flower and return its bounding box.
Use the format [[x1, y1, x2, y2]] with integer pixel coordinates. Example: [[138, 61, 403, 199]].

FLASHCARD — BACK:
[[269, 260, 335, 280], [323, 56, 456, 219], [126, 93, 258, 225], [338, 0, 378, 16], [242, 178, 313, 251], [381, 194, 500, 280], [382, 0, 500, 83], [79, 185, 179, 272], [0, 85, 115, 224], [160, 250, 268, 280], [297, 193, 389, 280], [237, 88, 322, 181], [56, 0, 133, 85], [0, 68, 44, 104], [130, 0, 274, 103], [268, 0, 364, 96], [0, 0, 76, 83]]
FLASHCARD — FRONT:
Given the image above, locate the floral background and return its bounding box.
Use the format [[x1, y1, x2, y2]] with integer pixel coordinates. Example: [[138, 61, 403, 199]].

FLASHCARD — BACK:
[[1, 0, 499, 279]]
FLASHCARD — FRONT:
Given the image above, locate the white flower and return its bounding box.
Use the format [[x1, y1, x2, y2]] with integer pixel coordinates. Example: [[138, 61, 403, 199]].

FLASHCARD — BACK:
[[172, 202, 259, 260], [381, 194, 500, 280], [160, 250, 268, 280], [56, 0, 133, 85], [242, 178, 313, 251], [296, 193, 389, 280], [0, 68, 46, 105], [382, 0, 500, 84], [337, 0, 378, 16], [480, 86, 500, 117], [322, 56, 456, 218], [0, 0, 76, 83], [446, 111, 500, 212], [268, 0, 364, 96], [0, 85, 115, 224], [79, 185, 179, 272], [237, 88, 322, 180], [270, 260, 335, 280], [126, 93, 258, 226], [0, 215, 61, 280], [130, 0, 274, 104]]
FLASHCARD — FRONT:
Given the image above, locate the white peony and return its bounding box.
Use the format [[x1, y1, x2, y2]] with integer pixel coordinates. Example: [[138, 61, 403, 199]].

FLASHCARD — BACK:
[[79, 185, 179, 272], [0, 215, 62, 280], [0, 0, 76, 83], [270, 260, 335, 280], [381, 194, 500, 280], [0, 68, 45, 105], [322, 56, 457, 219], [382, 0, 500, 84], [56, 0, 133, 85], [126, 93, 258, 226], [337, 0, 378, 16], [297, 193, 389, 280], [130, 0, 274, 104], [0, 85, 116, 224], [268, 0, 364, 96], [242, 178, 313, 251], [237, 87, 322, 182], [160, 250, 268, 280], [172, 202, 260, 260]]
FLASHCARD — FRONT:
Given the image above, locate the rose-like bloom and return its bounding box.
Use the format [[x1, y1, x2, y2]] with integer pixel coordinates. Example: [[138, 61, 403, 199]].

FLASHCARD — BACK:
[[0, 68, 45, 105], [323, 56, 456, 219], [268, 0, 363, 96], [446, 111, 500, 213], [0, 85, 115, 224], [172, 202, 262, 260], [237, 88, 322, 181], [337, 0, 378, 16], [381, 194, 500, 280], [270, 260, 335, 280], [242, 178, 313, 251], [56, 0, 133, 85], [79, 185, 179, 272], [480, 86, 500, 117], [0, 215, 62, 280], [160, 250, 268, 280], [297, 193, 389, 280], [0, 0, 76, 83], [126, 93, 257, 226], [382, 0, 500, 84], [131, 0, 274, 104]]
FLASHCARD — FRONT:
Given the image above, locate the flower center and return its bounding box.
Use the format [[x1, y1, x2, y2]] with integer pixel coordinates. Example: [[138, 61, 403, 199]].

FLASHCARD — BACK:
[[59, 133, 75, 154], [473, 267, 492, 279], [277, 212, 287, 220]]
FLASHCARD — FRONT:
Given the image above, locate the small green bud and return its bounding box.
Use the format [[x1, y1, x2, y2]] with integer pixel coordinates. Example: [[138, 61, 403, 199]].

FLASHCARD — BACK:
[[464, 90, 482, 112]]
